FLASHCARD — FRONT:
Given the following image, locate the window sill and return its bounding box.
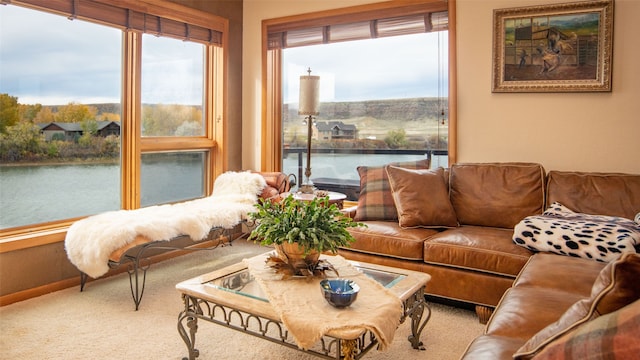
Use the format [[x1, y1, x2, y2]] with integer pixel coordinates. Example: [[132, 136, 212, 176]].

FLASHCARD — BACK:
[[0, 225, 68, 253]]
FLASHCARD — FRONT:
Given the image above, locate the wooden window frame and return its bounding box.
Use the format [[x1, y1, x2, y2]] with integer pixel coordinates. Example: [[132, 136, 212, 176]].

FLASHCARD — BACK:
[[260, 0, 457, 172], [0, 0, 229, 252]]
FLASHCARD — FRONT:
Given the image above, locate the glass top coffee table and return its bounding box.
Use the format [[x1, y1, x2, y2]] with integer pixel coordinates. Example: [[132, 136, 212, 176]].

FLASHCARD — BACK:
[[176, 252, 431, 360]]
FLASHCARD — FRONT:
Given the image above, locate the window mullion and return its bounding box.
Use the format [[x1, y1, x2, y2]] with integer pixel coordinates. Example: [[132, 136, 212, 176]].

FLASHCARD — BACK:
[[262, 48, 282, 171], [209, 45, 225, 188], [121, 30, 142, 210]]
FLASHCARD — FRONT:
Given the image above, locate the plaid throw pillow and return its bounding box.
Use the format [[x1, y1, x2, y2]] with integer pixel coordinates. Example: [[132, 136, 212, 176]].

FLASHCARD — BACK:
[[534, 299, 640, 359], [514, 253, 640, 359], [354, 159, 430, 221]]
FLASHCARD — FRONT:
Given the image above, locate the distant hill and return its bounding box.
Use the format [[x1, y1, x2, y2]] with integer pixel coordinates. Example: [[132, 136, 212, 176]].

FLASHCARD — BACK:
[[284, 97, 447, 122], [44, 103, 122, 115], [43, 103, 203, 115], [41, 99, 446, 121]]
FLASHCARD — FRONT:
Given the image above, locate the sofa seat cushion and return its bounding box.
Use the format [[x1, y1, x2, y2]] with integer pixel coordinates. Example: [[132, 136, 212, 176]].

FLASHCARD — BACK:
[[485, 287, 584, 341], [514, 253, 605, 296], [460, 335, 525, 360], [346, 220, 439, 260], [423, 226, 532, 277]]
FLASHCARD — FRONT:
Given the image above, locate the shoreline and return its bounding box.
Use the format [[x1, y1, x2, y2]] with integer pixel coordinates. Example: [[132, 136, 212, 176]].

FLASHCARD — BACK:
[[0, 158, 118, 167]]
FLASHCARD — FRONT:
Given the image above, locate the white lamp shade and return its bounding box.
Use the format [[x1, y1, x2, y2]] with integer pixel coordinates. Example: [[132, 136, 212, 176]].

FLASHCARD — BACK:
[[298, 75, 320, 115]]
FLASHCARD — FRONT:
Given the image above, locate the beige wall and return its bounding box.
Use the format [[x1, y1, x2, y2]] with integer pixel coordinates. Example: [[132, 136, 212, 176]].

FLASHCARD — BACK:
[[457, 0, 639, 173], [243, 0, 640, 174]]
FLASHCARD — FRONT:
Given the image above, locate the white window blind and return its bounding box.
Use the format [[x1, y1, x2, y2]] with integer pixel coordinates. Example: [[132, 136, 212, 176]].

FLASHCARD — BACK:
[[4, 0, 223, 45], [267, 8, 448, 50]]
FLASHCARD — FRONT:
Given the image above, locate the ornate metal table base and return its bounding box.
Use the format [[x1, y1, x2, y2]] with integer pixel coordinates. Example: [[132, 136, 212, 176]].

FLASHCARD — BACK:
[[403, 286, 431, 350], [177, 286, 430, 360]]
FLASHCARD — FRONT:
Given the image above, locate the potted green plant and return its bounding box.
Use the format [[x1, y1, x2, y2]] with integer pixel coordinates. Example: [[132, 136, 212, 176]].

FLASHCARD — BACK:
[[247, 194, 365, 272]]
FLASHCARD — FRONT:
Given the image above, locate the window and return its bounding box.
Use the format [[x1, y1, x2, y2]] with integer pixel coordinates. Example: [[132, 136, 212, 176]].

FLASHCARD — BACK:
[[141, 35, 205, 137], [262, 1, 454, 196], [0, 6, 122, 228], [140, 152, 206, 206], [282, 31, 449, 186], [139, 35, 208, 206], [0, 1, 227, 237]]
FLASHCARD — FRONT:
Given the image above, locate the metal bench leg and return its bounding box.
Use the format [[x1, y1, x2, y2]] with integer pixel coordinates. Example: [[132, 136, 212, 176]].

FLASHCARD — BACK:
[[80, 272, 88, 291], [125, 255, 152, 310]]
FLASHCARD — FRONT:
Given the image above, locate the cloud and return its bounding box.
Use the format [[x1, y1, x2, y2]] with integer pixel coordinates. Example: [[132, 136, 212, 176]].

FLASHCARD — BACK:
[[1, 4, 448, 106], [283, 32, 448, 103], [1, 5, 121, 105], [1, 5, 207, 106], [141, 36, 204, 105]]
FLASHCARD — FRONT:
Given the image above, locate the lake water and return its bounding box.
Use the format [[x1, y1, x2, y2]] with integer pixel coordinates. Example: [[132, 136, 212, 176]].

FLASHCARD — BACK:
[[0, 159, 203, 229], [283, 152, 448, 182], [0, 154, 447, 229]]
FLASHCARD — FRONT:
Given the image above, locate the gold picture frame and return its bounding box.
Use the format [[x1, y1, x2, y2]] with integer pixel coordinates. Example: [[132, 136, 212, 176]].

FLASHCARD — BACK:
[[492, 0, 613, 92]]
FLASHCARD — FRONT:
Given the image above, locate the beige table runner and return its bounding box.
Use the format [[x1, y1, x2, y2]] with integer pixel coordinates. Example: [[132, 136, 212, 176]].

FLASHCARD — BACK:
[[244, 253, 403, 351]]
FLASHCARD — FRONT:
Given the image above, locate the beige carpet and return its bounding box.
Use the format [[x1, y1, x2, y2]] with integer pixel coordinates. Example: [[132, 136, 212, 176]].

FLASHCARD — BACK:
[[0, 241, 484, 359]]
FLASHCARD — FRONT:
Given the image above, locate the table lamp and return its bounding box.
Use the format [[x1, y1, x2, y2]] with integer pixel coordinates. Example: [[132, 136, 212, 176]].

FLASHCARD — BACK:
[[298, 68, 320, 194]]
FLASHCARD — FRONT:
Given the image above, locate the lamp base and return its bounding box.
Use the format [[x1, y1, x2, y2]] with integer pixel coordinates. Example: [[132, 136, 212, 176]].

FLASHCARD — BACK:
[[299, 182, 316, 194]]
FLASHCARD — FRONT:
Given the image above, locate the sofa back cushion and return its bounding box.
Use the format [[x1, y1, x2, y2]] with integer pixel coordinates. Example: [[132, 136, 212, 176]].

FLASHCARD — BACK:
[[449, 163, 545, 228], [386, 166, 458, 228], [546, 170, 640, 220]]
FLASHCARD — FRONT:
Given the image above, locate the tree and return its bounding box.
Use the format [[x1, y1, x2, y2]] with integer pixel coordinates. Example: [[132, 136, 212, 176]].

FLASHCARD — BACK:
[[174, 121, 202, 136], [33, 107, 55, 123], [0, 121, 45, 161], [19, 103, 43, 122], [99, 112, 120, 121], [80, 119, 99, 136], [384, 129, 408, 149], [0, 93, 20, 134], [142, 104, 202, 136], [54, 102, 97, 123]]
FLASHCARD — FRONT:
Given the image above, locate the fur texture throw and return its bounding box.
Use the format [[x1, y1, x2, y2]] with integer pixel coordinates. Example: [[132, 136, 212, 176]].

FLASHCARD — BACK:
[[65, 171, 266, 278]]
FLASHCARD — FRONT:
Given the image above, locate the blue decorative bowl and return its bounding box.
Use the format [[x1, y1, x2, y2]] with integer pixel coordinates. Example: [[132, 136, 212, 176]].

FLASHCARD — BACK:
[[320, 279, 359, 308]]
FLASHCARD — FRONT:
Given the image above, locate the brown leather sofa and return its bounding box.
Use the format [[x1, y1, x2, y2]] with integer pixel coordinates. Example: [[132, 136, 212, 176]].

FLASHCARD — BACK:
[[338, 162, 640, 322], [460, 252, 640, 359], [256, 171, 292, 199]]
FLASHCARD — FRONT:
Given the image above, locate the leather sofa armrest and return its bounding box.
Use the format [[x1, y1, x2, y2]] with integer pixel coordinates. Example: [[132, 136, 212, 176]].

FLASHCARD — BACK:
[[254, 171, 291, 200]]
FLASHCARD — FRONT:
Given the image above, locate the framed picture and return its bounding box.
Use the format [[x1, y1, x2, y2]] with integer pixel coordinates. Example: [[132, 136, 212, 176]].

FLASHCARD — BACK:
[[492, 0, 614, 92]]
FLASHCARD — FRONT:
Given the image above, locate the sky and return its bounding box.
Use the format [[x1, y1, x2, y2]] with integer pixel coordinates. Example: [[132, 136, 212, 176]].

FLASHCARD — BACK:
[[0, 5, 122, 105], [283, 32, 448, 104], [1, 4, 448, 106]]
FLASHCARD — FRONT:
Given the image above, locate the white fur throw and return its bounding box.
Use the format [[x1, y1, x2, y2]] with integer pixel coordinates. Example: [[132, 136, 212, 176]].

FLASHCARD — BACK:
[[65, 171, 266, 278]]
